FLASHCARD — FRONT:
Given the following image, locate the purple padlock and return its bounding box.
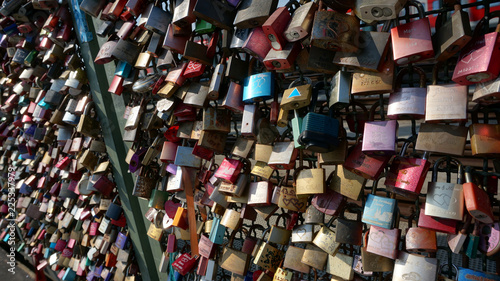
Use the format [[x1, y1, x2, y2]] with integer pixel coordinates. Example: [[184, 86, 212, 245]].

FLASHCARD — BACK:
[[479, 222, 500, 256], [362, 120, 398, 156], [115, 231, 128, 250]]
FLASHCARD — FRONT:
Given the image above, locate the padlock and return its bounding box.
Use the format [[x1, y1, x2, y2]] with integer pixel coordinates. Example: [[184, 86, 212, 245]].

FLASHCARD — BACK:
[[295, 163, 325, 196], [291, 222, 314, 244], [219, 159, 250, 198], [80, 0, 107, 17], [326, 252, 355, 280], [318, 128, 348, 166], [354, 0, 406, 24], [351, 53, 395, 96], [303, 204, 324, 225], [425, 158, 464, 221], [312, 217, 341, 256], [166, 165, 183, 192], [335, 203, 363, 246], [299, 85, 340, 152], [233, 0, 278, 29], [362, 176, 397, 229], [405, 214, 437, 252], [222, 81, 245, 114], [465, 220, 481, 259], [76, 101, 100, 138], [415, 123, 468, 156], [384, 141, 430, 199], [469, 106, 500, 156], [247, 179, 273, 207], [132, 165, 159, 199], [193, 0, 236, 31], [263, 43, 300, 71], [447, 215, 472, 254], [220, 229, 251, 276], [332, 24, 391, 72], [281, 77, 312, 111], [360, 231, 394, 272], [463, 167, 495, 224], [301, 244, 328, 270], [479, 222, 500, 256], [203, 107, 231, 133], [183, 33, 216, 66], [418, 205, 457, 234], [195, 19, 216, 34], [253, 228, 284, 272], [221, 209, 242, 231], [262, 6, 290, 51], [311, 186, 345, 217], [391, 0, 434, 65], [457, 267, 500, 281], [433, 4, 472, 62], [230, 28, 251, 51], [472, 73, 500, 104], [362, 120, 398, 156], [267, 141, 297, 170], [366, 212, 400, 260], [453, 11, 500, 85], [283, 246, 310, 274], [311, 7, 359, 52], [284, 1, 317, 42], [329, 165, 366, 201], [393, 252, 438, 280], [241, 224, 264, 255], [387, 66, 427, 120], [208, 59, 225, 100], [426, 63, 468, 123], [242, 60, 274, 103], [172, 0, 196, 27], [214, 157, 243, 184], [326, 71, 350, 113]]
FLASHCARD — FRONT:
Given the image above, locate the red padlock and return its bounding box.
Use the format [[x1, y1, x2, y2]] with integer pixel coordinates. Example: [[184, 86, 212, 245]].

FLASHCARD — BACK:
[[390, 0, 434, 65], [172, 253, 198, 276], [452, 11, 500, 85], [463, 167, 495, 224]]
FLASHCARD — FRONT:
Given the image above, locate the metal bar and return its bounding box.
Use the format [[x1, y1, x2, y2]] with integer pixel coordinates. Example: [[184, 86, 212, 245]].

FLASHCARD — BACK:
[[69, 12, 163, 281]]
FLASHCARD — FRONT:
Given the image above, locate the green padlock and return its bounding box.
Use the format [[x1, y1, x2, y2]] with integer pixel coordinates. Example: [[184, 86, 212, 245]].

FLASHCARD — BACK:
[[466, 221, 480, 259], [195, 19, 216, 34], [292, 110, 304, 149]]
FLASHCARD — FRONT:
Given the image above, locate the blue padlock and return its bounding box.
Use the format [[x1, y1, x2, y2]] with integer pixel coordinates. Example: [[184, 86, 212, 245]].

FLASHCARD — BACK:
[[115, 61, 133, 78], [242, 72, 274, 103], [362, 176, 397, 229], [457, 267, 500, 281]]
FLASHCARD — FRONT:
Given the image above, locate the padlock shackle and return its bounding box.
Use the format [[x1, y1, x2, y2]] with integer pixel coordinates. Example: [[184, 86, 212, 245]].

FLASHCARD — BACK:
[[275, 213, 291, 229], [395, 66, 426, 88], [339, 202, 362, 221], [431, 157, 463, 184], [406, 0, 426, 19], [57, 94, 71, 111], [246, 224, 265, 238], [370, 173, 387, 195], [439, 263, 459, 280], [368, 99, 388, 121], [473, 11, 500, 37], [470, 103, 500, 124]]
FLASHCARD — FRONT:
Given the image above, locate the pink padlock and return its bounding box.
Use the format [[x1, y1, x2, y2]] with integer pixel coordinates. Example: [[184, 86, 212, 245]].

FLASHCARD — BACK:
[[214, 157, 243, 184], [362, 120, 398, 156]]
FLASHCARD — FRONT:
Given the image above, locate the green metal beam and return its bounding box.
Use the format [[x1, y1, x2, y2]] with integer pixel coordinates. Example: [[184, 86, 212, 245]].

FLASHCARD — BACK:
[[70, 12, 166, 281]]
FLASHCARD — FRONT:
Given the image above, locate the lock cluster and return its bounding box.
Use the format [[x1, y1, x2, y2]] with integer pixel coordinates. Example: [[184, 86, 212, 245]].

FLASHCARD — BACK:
[[1, 0, 500, 281]]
